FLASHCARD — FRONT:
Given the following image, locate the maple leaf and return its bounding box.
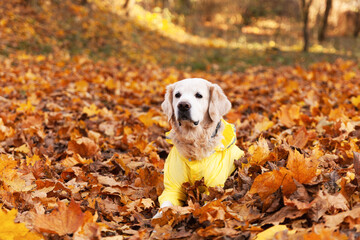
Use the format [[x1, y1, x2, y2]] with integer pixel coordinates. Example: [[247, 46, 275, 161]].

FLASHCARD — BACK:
[[249, 170, 283, 200], [34, 200, 85, 236], [0, 207, 42, 240], [0, 154, 27, 192], [277, 104, 300, 128], [286, 149, 318, 184], [279, 167, 296, 196]]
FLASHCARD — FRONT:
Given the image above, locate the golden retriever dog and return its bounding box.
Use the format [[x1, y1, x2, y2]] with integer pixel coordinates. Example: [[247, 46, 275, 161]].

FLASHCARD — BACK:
[[154, 78, 244, 218]]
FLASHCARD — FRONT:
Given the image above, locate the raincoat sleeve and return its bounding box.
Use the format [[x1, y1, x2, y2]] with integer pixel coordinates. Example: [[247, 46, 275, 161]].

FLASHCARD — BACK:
[[158, 148, 188, 206]]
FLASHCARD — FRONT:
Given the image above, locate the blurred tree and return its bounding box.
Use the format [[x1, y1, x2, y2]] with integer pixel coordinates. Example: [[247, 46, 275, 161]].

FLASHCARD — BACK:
[[123, 0, 135, 16], [354, 0, 360, 37], [318, 0, 332, 42], [300, 0, 313, 52]]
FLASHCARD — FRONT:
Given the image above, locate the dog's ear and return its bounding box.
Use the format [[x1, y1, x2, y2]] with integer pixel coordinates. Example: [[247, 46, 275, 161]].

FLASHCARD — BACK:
[[208, 84, 231, 122], [161, 83, 174, 121]]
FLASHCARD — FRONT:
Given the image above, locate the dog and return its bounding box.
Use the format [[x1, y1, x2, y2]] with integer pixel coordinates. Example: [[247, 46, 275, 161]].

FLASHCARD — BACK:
[[154, 78, 244, 218]]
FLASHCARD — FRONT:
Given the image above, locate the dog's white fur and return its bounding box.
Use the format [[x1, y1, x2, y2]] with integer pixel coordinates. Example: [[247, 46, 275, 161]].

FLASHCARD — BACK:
[[161, 78, 231, 160], [154, 78, 231, 218]]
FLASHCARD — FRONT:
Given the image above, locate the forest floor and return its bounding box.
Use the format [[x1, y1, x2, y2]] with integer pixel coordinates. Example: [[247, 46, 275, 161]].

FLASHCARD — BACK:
[[1, 0, 360, 239]]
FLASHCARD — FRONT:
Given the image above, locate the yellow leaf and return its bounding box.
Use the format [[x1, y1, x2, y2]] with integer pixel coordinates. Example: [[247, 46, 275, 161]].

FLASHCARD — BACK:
[[248, 137, 273, 166], [254, 117, 274, 133], [0, 154, 27, 192], [138, 112, 155, 127], [123, 126, 132, 135], [14, 144, 30, 154], [105, 78, 116, 90], [75, 80, 89, 92], [344, 71, 356, 81], [351, 95, 360, 108], [17, 101, 35, 113], [62, 154, 93, 168], [26, 154, 41, 166], [0, 208, 43, 240], [35, 55, 45, 62], [83, 104, 99, 116], [255, 225, 295, 240], [285, 80, 299, 94]]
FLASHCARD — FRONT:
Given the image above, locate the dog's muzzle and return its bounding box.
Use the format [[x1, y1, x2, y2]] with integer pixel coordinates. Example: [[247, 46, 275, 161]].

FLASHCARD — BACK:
[[177, 101, 198, 126]]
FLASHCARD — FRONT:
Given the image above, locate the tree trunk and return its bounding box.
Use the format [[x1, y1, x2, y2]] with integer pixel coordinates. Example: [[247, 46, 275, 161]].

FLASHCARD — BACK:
[[354, 9, 360, 37], [318, 0, 332, 42], [123, 0, 135, 16], [300, 0, 313, 52]]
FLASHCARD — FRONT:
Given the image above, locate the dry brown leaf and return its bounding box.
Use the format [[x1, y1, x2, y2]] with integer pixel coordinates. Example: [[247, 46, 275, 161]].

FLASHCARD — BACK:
[[287, 126, 314, 149], [67, 137, 100, 158], [278, 104, 300, 128], [248, 137, 275, 166], [34, 199, 85, 235], [249, 170, 283, 200], [286, 149, 318, 184], [262, 206, 307, 225], [324, 206, 360, 228]]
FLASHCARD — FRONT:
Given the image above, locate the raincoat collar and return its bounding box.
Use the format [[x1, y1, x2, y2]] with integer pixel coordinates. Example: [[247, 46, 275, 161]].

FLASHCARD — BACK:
[[165, 119, 237, 152]]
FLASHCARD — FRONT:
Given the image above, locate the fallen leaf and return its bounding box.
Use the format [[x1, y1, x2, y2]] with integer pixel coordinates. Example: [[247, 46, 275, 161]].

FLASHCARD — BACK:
[[0, 207, 42, 240], [249, 170, 283, 200], [278, 104, 300, 128], [354, 152, 360, 177], [68, 137, 99, 158], [324, 206, 360, 228], [286, 149, 318, 184], [287, 126, 312, 149], [34, 200, 85, 235], [255, 225, 295, 240], [248, 137, 275, 166]]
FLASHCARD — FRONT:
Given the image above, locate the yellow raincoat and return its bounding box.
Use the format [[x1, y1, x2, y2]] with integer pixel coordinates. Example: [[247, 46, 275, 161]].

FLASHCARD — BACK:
[[159, 119, 244, 206]]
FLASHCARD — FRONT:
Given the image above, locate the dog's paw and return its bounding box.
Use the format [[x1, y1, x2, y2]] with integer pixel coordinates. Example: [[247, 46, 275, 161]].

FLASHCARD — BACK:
[[152, 201, 173, 219], [152, 210, 163, 219]]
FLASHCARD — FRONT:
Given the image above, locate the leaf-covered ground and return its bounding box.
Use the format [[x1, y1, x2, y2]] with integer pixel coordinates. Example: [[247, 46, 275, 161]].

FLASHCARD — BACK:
[[1, 52, 360, 239], [2, 0, 360, 239]]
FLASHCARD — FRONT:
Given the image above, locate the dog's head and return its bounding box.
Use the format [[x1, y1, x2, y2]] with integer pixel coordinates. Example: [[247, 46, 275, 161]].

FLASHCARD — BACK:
[[162, 78, 231, 127]]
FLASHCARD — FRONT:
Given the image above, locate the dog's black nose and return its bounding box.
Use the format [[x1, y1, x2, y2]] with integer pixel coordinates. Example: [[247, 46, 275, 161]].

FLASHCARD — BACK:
[[178, 101, 191, 112]]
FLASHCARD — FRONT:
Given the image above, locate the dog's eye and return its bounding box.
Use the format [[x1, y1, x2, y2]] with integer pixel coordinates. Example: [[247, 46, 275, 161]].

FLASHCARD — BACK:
[[195, 93, 203, 99], [175, 92, 181, 98]]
